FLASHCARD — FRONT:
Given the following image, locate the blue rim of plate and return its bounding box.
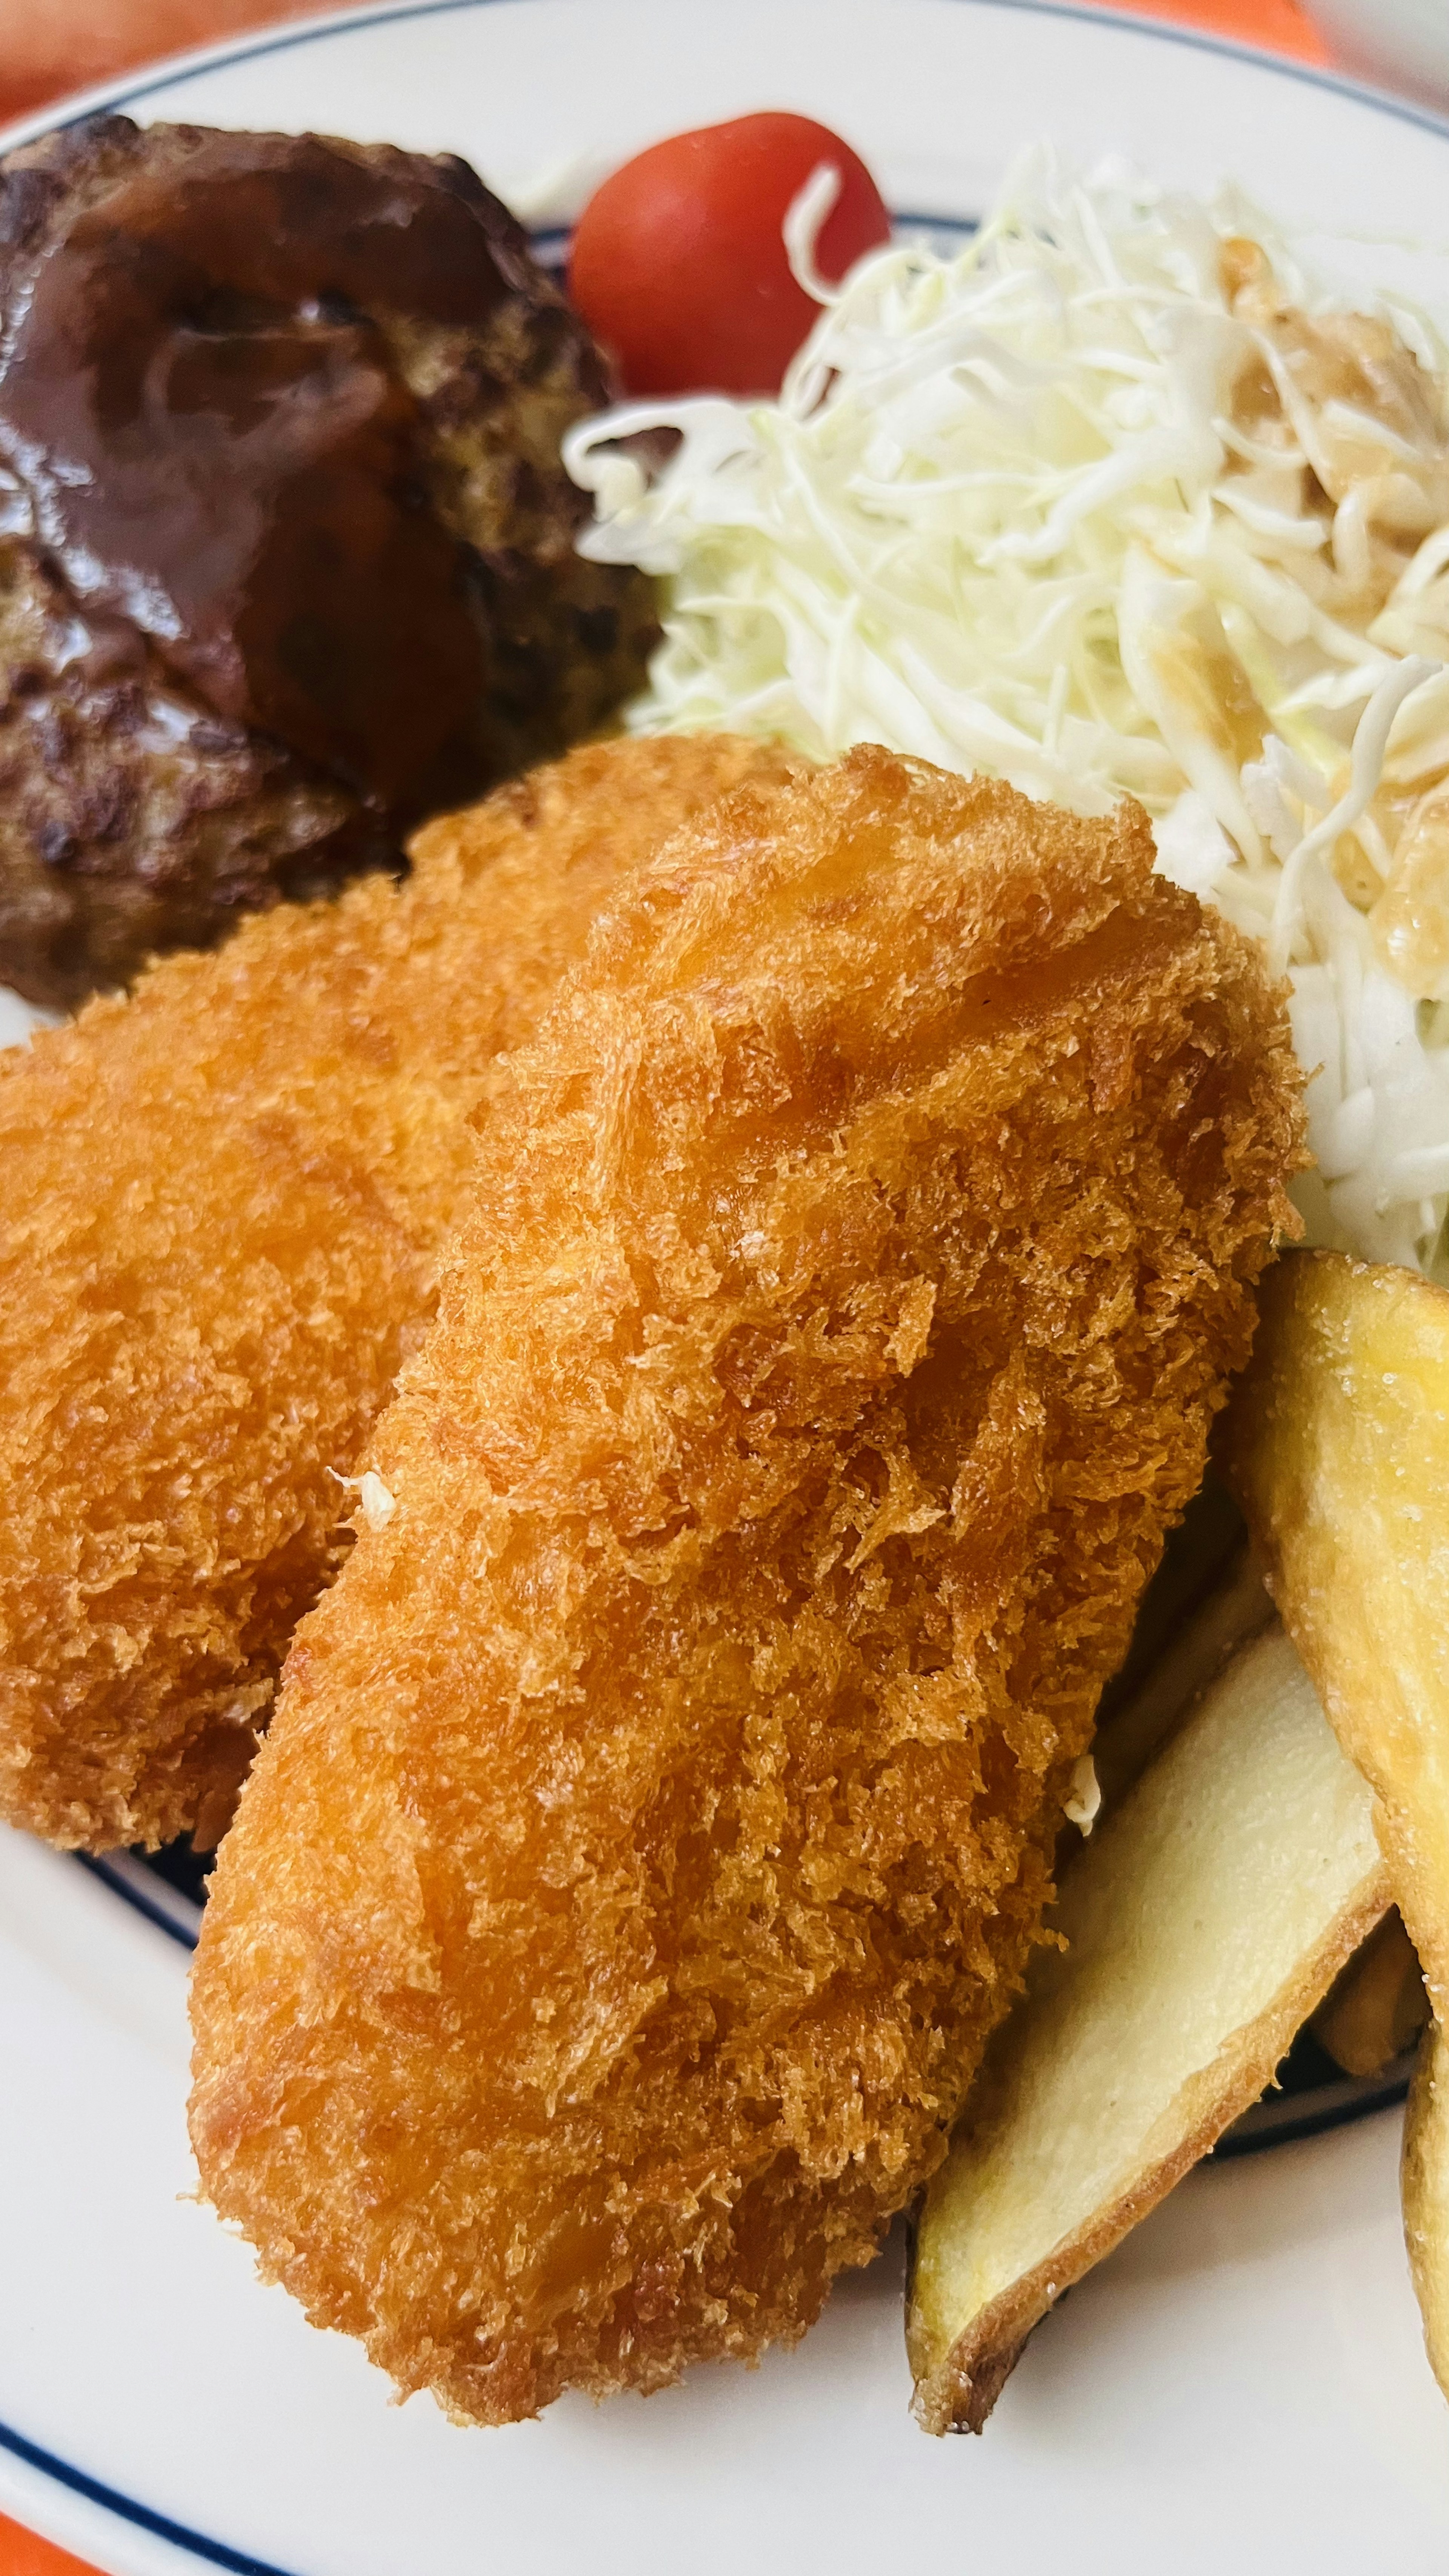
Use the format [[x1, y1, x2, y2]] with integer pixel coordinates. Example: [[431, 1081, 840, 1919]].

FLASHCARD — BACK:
[[3, 0, 1439, 2565], [75, 1849, 205, 1949], [5, 0, 1441, 156], [0, 2423, 300, 2576]]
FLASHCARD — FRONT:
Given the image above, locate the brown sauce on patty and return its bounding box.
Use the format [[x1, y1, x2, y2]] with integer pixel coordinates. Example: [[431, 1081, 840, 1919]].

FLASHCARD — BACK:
[[0, 132, 520, 828]]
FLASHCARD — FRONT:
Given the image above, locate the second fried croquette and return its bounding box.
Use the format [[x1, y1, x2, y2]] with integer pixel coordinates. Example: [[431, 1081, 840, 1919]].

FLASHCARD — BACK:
[[189, 750, 1303, 2422], [0, 733, 798, 1852]]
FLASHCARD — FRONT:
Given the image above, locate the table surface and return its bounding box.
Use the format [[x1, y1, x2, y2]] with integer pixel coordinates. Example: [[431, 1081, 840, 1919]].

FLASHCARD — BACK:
[[0, 0, 1374, 2568]]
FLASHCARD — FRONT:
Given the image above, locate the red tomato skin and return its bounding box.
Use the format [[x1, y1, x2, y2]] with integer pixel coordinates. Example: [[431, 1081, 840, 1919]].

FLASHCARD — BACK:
[[569, 111, 891, 399]]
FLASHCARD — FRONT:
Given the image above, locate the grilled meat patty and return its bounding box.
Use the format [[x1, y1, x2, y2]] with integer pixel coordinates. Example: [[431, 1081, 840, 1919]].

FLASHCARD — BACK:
[[0, 115, 656, 1006]]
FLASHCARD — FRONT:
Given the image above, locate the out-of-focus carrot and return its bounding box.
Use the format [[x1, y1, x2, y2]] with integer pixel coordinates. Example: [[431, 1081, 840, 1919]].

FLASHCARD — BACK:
[[0, 0, 340, 128], [0, 0, 1335, 137], [0, 2510, 102, 2576], [1077, 0, 1329, 58]]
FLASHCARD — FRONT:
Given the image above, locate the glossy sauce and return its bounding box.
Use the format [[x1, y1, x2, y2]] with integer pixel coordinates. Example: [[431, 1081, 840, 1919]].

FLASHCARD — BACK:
[[0, 133, 511, 823]]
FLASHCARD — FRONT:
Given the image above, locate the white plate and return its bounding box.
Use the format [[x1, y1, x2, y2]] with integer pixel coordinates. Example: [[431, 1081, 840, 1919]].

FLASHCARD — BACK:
[[4, 6, 1449, 2569]]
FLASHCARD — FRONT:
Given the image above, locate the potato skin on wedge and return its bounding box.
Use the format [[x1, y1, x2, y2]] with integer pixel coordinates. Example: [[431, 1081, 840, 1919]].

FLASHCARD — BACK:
[[1312, 1911, 1426, 2081], [1092, 1530, 1271, 1808], [908, 1624, 1388, 2435], [1404, 2019, 1449, 2403], [1221, 1249, 1449, 2019]]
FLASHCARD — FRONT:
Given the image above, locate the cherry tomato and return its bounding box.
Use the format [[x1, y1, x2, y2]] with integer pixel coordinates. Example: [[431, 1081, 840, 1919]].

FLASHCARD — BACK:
[[569, 111, 892, 399]]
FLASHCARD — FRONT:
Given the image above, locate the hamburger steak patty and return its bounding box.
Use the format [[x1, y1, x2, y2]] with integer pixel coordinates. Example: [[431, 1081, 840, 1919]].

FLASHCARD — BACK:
[[0, 116, 657, 1007]]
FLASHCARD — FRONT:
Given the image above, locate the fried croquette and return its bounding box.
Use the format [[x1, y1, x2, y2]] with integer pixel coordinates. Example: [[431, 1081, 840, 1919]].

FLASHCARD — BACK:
[[189, 749, 1304, 2423], [0, 732, 800, 1853]]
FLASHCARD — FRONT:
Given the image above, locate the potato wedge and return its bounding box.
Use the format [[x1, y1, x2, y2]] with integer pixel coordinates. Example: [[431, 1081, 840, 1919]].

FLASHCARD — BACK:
[[1403, 2019, 1449, 2401], [907, 1624, 1389, 2435], [1311, 1910, 1428, 2080], [1221, 1249, 1449, 2018], [1096, 1471, 1249, 1726], [1093, 1539, 1272, 1808]]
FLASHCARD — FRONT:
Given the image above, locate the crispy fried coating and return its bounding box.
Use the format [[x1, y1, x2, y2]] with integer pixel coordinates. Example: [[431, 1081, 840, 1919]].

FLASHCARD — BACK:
[[0, 734, 797, 1852], [189, 749, 1304, 2422]]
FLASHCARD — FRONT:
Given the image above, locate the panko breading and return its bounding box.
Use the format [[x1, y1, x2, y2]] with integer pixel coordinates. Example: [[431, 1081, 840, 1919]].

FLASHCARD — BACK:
[[0, 733, 799, 1853], [189, 750, 1303, 2423]]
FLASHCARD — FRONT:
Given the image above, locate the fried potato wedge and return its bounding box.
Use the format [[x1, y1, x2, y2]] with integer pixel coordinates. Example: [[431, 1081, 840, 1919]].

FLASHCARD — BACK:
[[1403, 2019, 1449, 2401], [1093, 1538, 1272, 1808], [1221, 1250, 1449, 2017], [1311, 1910, 1427, 2080], [1097, 1473, 1248, 1722], [907, 1624, 1389, 2434]]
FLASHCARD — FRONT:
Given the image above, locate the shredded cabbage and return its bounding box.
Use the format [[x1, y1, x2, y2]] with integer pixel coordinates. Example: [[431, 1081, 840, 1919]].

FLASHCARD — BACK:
[[566, 153, 1449, 1274]]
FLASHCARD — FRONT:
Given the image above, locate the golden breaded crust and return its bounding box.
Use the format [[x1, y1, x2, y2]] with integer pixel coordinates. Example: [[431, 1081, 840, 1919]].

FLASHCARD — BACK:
[[0, 734, 800, 1851], [189, 749, 1304, 2422]]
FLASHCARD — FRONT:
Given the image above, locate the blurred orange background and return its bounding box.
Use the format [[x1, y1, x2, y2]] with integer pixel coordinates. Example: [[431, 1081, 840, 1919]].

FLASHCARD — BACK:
[[0, 2520, 101, 2576], [0, 0, 1335, 2567], [0, 0, 1327, 128]]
